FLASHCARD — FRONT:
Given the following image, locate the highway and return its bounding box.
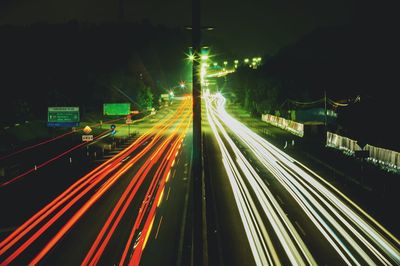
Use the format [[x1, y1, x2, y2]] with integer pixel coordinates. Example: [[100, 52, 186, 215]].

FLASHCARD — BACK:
[[0, 97, 192, 265], [1, 92, 398, 266], [204, 92, 400, 265]]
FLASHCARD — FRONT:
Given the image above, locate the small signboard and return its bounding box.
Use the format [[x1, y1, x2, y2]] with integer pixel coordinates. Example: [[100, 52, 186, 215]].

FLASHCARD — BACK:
[[48, 107, 79, 127], [110, 124, 117, 135], [83, 126, 92, 134], [103, 103, 131, 116], [82, 135, 93, 142]]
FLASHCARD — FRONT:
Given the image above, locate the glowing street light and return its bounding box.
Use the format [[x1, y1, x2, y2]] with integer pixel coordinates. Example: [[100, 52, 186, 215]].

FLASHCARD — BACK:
[[201, 54, 209, 60], [244, 58, 249, 64], [234, 60, 239, 64]]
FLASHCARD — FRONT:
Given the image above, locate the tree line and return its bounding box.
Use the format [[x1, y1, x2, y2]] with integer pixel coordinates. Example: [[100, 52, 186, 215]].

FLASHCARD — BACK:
[[0, 20, 191, 126], [227, 22, 398, 151]]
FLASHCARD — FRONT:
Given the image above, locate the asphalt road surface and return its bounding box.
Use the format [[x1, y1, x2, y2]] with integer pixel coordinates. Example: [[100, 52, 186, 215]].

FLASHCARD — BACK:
[[203, 93, 400, 265], [0, 97, 193, 265]]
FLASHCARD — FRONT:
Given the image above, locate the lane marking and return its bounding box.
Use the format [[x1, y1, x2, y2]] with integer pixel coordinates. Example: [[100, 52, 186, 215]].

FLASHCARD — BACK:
[[295, 221, 306, 236], [172, 169, 176, 179], [155, 216, 164, 239], [276, 195, 284, 205], [166, 187, 171, 201]]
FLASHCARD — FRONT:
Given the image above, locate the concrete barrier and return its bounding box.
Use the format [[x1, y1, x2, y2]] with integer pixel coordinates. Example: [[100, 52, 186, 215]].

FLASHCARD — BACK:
[[326, 131, 400, 171], [261, 114, 304, 137]]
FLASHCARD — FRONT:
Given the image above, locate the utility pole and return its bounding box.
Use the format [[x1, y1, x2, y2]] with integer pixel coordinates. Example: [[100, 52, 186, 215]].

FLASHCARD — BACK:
[[192, 0, 206, 264]]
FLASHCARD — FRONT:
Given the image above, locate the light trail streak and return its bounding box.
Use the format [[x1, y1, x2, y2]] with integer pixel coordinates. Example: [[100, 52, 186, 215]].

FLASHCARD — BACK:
[[0, 117, 125, 161], [85, 101, 192, 266], [0, 99, 191, 265], [206, 97, 314, 266], [0, 130, 112, 187], [122, 106, 191, 266], [208, 94, 400, 265], [31, 99, 191, 265]]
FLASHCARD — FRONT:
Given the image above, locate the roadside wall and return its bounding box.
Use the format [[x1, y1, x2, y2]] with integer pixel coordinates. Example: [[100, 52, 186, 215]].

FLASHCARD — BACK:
[[326, 131, 400, 170], [261, 114, 304, 137]]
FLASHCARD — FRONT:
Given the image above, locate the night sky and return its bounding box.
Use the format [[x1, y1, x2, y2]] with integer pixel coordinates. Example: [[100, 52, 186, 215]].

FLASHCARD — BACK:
[[0, 0, 353, 56]]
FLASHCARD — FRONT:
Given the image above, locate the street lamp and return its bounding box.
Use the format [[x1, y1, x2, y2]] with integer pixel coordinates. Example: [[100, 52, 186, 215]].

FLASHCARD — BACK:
[[188, 2, 213, 262], [188, 54, 195, 61]]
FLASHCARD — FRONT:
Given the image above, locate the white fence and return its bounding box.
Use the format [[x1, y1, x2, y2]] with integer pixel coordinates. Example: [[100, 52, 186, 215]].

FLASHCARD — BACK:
[[261, 114, 304, 137], [326, 131, 400, 170]]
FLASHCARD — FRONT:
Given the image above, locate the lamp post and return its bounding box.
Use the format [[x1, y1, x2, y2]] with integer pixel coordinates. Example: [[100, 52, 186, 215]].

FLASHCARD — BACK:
[[191, 0, 209, 264]]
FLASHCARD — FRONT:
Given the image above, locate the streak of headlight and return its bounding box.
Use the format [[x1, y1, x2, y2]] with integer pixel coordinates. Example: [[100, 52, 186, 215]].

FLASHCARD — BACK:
[[207, 98, 316, 265], [207, 99, 277, 266], [0, 98, 191, 264], [0, 116, 125, 161], [83, 100, 192, 265], [124, 109, 191, 266], [38, 99, 192, 265], [0, 129, 111, 187], [211, 94, 400, 265]]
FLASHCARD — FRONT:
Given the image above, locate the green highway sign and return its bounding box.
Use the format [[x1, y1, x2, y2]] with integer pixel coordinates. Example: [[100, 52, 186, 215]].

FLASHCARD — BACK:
[[48, 107, 79, 127], [103, 103, 131, 116]]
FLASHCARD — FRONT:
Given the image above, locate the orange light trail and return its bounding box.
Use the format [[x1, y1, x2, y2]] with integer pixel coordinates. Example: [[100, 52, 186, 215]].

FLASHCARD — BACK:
[[0, 99, 191, 265], [0, 117, 125, 161], [122, 108, 191, 266], [0, 129, 111, 187], [83, 101, 191, 266]]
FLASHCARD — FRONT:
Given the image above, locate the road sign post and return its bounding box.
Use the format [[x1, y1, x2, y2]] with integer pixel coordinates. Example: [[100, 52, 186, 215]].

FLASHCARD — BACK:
[[191, 0, 206, 264], [126, 115, 133, 137], [110, 124, 116, 140]]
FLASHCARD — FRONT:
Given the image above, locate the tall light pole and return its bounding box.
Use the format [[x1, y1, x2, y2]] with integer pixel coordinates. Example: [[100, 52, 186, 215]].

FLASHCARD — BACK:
[[191, 0, 207, 265]]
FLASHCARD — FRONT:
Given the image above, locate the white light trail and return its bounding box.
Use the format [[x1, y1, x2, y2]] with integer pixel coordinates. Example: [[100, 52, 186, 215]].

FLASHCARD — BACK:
[[206, 96, 316, 265], [207, 93, 400, 265]]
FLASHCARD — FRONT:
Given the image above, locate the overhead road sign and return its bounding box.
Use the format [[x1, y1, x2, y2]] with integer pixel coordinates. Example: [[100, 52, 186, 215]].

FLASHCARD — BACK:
[[103, 103, 131, 116], [48, 107, 79, 127]]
